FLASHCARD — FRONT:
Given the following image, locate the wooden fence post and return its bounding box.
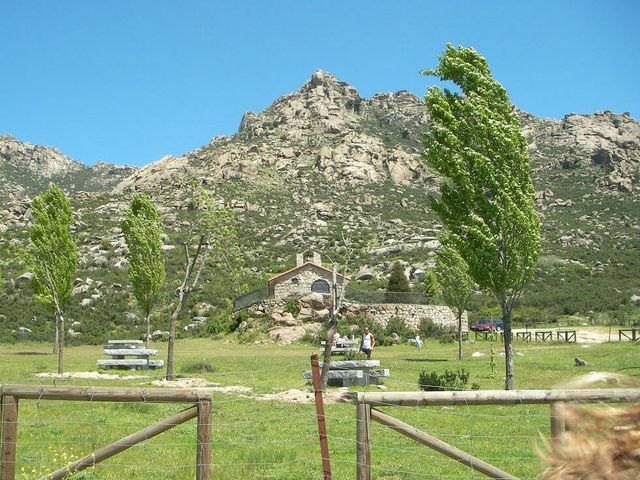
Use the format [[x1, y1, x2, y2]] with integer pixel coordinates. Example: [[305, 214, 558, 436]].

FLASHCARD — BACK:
[[196, 399, 212, 480], [311, 354, 332, 480], [1, 395, 18, 480], [356, 402, 371, 480]]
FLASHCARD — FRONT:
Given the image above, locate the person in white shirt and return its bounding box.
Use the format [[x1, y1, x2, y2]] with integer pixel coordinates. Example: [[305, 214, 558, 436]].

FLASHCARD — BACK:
[[360, 326, 375, 359]]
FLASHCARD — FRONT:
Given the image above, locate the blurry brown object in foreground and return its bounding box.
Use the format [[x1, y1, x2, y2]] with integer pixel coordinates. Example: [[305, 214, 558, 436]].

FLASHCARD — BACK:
[[539, 373, 640, 479]]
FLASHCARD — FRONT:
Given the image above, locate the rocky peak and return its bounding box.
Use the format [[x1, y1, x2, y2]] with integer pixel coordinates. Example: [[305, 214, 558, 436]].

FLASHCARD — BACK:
[[0, 134, 83, 177]]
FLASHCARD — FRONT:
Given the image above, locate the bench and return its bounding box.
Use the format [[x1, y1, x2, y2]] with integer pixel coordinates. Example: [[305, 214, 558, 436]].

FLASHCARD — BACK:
[[556, 330, 576, 343], [303, 360, 390, 387], [97, 340, 164, 370], [619, 329, 640, 342]]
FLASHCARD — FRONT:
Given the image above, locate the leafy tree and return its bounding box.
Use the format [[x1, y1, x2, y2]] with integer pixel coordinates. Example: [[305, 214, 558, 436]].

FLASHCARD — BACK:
[[121, 194, 166, 349], [166, 186, 239, 380], [29, 183, 77, 374], [386, 261, 410, 303], [435, 236, 473, 360], [422, 45, 541, 389], [423, 269, 439, 300]]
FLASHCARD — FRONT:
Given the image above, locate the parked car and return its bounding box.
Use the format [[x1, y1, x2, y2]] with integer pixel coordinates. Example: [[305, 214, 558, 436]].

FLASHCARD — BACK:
[[470, 319, 504, 332]]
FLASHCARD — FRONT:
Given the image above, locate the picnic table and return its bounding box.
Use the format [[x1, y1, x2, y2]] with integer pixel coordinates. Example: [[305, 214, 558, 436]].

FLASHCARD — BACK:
[[97, 340, 164, 370], [303, 360, 389, 387], [320, 338, 359, 355]]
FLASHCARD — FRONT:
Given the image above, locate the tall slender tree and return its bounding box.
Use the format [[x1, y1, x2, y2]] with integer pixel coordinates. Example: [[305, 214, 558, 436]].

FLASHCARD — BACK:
[[435, 236, 473, 360], [422, 45, 541, 389], [121, 194, 166, 349], [166, 186, 239, 380], [29, 183, 77, 374]]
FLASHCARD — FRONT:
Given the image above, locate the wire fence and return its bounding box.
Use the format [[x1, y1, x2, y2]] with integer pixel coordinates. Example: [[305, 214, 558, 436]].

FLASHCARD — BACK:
[[4, 357, 638, 480], [344, 285, 435, 305], [4, 383, 626, 479]]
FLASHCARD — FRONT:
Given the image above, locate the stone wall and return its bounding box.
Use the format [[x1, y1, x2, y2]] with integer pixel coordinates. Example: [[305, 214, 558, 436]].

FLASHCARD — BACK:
[[342, 302, 468, 332]]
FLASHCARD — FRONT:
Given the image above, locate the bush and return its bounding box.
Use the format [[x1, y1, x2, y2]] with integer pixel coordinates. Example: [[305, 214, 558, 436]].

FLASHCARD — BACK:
[[418, 318, 455, 343], [283, 298, 300, 317], [205, 309, 238, 335], [181, 360, 216, 374], [384, 316, 414, 342], [343, 350, 367, 361], [418, 369, 475, 391]]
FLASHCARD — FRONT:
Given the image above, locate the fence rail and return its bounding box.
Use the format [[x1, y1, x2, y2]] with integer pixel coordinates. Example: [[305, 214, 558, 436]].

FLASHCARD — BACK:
[[354, 388, 640, 480], [344, 287, 433, 305], [233, 286, 271, 310], [0, 385, 212, 480]]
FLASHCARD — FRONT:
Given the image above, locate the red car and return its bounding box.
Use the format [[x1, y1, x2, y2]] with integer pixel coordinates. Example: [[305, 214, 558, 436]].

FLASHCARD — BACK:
[[470, 319, 504, 332]]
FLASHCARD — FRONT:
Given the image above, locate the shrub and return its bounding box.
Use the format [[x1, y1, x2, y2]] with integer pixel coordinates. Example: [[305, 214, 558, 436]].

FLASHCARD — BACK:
[[206, 309, 237, 335], [181, 360, 216, 374], [343, 350, 367, 361], [283, 298, 300, 317], [418, 318, 455, 343], [384, 316, 414, 342], [418, 369, 476, 391]]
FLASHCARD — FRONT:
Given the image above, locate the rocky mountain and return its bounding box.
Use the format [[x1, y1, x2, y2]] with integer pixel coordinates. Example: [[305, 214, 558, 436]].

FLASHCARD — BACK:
[[0, 71, 638, 342], [0, 135, 136, 199]]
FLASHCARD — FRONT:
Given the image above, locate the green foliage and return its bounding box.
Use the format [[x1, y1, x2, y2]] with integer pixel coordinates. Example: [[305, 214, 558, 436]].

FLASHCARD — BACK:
[[422, 45, 541, 306], [384, 316, 414, 341], [423, 269, 439, 299], [205, 308, 238, 336], [436, 238, 473, 317], [282, 298, 300, 317], [418, 368, 474, 391], [29, 183, 77, 310], [418, 317, 455, 343], [181, 359, 216, 374], [385, 261, 410, 303], [387, 261, 409, 292], [121, 194, 166, 318], [423, 45, 541, 388], [342, 350, 367, 361]]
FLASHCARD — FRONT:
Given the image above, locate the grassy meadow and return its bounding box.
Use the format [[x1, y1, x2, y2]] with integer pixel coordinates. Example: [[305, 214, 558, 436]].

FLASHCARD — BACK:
[[1, 334, 639, 479]]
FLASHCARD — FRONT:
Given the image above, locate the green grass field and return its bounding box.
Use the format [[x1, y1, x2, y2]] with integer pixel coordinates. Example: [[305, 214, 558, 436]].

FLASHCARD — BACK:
[[1, 335, 638, 479]]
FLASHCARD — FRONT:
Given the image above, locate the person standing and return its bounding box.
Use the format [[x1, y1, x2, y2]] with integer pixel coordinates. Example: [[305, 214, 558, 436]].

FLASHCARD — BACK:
[[360, 326, 375, 359]]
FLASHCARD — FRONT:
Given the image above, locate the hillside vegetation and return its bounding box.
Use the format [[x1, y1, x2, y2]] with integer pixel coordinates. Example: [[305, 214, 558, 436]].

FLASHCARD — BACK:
[[1, 71, 639, 343]]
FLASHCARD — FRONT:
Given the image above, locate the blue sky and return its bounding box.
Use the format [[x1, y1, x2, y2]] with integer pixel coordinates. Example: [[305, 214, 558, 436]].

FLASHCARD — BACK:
[[1, 1, 638, 166]]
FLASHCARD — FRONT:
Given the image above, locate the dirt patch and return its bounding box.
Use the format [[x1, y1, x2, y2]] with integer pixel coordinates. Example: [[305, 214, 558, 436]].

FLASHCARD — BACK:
[[35, 371, 146, 380], [150, 378, 352, 404], [257, 388, 354, 404], [511, 328, 612, 344], [151, 377, 252, 394]]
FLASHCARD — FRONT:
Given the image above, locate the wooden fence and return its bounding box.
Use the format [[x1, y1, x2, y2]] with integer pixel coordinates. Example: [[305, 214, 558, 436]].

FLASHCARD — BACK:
[[354, 388, 640, 480], [0, 385, 212, 480]]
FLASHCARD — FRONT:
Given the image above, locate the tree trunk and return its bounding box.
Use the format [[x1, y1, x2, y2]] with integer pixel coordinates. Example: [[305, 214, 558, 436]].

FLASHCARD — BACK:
[[53, 319, 59, 355], [166, 303, 183, 380], [319, 264, 339, 391], [457, 312, 463, 361], [56, 310, 64, 375], [320, 320, 337, 391], [502, 305, 514, 390], [144, 311, 151, 349]]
